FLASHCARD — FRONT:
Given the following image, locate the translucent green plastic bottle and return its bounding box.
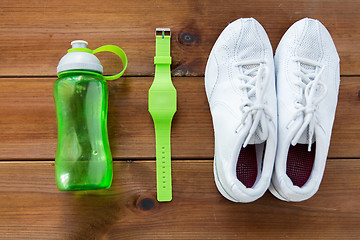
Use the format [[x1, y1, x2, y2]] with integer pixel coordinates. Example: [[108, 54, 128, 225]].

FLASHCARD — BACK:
[[54, 40, 127, 191]]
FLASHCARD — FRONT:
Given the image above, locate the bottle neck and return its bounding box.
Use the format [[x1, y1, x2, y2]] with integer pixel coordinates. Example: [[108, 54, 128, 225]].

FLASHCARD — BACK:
[[58, 70, 104, 79]]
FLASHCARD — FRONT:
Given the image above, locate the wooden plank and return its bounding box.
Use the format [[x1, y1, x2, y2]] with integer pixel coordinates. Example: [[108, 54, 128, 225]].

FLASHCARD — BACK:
[[0, 159, 358, 239], [1, 77, 359, 160], [0, 0, 359, 76]]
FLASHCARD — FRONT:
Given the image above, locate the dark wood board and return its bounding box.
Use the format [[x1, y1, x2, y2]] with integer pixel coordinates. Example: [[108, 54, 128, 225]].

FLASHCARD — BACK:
[[0, 77, 359, 160], [0, 0, 359, 76], [0, 160, 358, 239]]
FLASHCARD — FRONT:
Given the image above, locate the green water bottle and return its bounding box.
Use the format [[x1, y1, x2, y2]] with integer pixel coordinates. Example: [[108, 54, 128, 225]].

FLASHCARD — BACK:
[[54, 40, 127, 191]]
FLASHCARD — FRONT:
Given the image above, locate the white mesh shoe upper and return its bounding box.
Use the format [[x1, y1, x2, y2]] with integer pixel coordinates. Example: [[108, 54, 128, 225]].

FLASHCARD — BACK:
[[271, 18, 340, 202], [205, 18, 277, 203]]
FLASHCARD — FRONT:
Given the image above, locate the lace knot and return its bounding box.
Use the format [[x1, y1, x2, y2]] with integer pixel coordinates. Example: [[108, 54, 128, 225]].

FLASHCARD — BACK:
[[304, 106, 316, 114]]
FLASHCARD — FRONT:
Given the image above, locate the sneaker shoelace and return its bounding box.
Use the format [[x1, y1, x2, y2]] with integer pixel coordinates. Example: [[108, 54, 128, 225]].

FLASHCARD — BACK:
[[234, 60, 272, 147], [288, 57, 327, 151]]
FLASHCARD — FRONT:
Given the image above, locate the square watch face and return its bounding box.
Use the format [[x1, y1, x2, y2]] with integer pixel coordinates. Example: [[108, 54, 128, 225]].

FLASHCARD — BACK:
[[149, 90, 176, 114]]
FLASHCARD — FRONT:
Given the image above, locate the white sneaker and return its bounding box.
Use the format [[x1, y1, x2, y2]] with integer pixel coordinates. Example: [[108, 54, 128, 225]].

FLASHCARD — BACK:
[[205, 18, 277, 203], [270, 18, 340, 202]]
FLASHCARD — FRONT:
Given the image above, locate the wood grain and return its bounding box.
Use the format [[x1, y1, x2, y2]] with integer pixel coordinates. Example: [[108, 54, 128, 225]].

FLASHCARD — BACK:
[[0, 159, 358, 239], [1, 77, 359, 160], [0, 1, 359, 239], [0, 0, 359, 76]]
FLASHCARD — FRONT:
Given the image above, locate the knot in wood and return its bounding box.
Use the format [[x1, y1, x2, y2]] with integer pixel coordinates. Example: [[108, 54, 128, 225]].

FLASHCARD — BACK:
[[136, 197, 155, 211]]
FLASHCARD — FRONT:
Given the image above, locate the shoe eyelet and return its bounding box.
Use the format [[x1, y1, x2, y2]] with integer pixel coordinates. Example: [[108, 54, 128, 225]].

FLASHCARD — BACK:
[[294, 99, 301, 105]]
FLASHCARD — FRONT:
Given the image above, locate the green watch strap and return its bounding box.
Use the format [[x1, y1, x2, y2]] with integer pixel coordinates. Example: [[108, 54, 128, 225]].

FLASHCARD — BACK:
[[148, 28, 177, 202]]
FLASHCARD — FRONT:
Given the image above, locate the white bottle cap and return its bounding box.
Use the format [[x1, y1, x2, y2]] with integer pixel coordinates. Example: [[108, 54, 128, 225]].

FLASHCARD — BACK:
[[70, 40, 88, 48], [57, 40, 103, 74]]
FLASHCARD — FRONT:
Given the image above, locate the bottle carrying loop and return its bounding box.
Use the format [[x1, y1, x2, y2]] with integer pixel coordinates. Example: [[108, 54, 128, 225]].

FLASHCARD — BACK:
[[92, 45, 128, 80]]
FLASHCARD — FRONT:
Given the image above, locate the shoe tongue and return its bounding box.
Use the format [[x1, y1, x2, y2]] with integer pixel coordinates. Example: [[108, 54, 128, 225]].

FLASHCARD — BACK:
[[243, 121, 267, 145], [296, 126, 315, 144], [247, 133, 265, 144], [300, 63, 316, 80], [242, 64, 259, 78], [300, 63, 316, 71]]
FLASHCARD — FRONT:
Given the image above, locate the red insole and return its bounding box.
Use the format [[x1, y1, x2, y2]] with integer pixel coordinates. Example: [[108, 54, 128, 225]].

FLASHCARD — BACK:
[[286, 143, 316, 187], [236, 145, 258, 188]]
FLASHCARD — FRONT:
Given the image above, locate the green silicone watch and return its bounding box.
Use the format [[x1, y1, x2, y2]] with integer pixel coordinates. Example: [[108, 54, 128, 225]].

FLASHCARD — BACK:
[[148, 28, 177, 202]]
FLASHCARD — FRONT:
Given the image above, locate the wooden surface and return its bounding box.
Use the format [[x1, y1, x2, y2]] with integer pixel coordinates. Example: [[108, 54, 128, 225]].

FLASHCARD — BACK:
[[1, 77, 360, 160], [0, 0, 360, 76], [0, 0, 359, 239], [0, 160, 359, 239]]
